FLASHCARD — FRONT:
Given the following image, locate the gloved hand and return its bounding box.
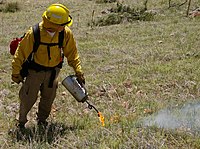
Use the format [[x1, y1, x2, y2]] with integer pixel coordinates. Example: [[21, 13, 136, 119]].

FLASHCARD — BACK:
[[76, 73, 85, 86], [11, 74, 24, 84]]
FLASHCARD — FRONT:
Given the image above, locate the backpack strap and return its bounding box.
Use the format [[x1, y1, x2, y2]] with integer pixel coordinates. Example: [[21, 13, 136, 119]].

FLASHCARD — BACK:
[[31, 23, 64, 62], [33, 23, 64, 50], [32, 23, 40, 52], [58, 30, 64, 49], [27, 23, 40, 62]]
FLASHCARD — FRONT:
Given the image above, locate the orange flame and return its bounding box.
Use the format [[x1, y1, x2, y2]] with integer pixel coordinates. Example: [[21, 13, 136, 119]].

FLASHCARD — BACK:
[[98, 112, 105, 126]]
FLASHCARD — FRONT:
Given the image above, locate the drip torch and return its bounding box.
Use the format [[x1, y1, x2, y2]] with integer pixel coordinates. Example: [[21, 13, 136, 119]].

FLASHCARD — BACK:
[[62, 75, 105, 126]]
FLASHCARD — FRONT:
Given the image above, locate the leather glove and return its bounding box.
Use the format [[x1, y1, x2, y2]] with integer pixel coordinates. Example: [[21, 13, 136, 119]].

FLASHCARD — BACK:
[[11, 74, 24, 84], [76, 73, 85, 86]]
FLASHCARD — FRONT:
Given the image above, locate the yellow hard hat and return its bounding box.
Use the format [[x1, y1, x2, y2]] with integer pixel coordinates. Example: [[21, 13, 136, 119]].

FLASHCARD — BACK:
[[43, 3, 73, 26]]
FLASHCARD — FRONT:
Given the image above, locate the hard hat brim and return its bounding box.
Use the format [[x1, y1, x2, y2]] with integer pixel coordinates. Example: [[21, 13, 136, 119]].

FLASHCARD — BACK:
[[43, 11, 73, 27], [60, 15, 73, 26]]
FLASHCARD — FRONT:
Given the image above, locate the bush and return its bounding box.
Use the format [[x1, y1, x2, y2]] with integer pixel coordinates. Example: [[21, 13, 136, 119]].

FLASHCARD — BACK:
[[3, 2, 20, 13], [95, 13, 122, 26], [93, 3, 155, 26]]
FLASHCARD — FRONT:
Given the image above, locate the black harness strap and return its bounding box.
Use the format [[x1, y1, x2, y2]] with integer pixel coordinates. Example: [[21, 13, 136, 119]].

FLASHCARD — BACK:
[[32, 23, 65, 59], [58, 30, 64, 49], [31, 23, 65, 88], [47, 45, 51, 60], [32, 23, 40, 53], [58, 30, 64, 65]]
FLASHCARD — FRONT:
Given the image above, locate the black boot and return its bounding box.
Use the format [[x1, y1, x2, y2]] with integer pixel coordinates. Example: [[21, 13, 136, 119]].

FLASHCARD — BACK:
[[37, 120, 48, 128], [17, 122, 25, 129], [16, 122, 26, 141]]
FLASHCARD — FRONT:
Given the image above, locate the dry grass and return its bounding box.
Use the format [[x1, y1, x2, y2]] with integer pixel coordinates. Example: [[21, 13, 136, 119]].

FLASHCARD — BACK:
[[1, 0, 200, 148]]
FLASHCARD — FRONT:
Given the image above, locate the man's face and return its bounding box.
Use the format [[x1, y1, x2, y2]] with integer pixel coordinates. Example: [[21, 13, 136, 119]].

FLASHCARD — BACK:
[[46, 25, 65, 32], [57, 26, 65, 32]]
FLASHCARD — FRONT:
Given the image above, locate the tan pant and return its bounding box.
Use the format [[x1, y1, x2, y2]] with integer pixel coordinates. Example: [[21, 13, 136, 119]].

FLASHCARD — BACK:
[[19, 68, 60, 124]]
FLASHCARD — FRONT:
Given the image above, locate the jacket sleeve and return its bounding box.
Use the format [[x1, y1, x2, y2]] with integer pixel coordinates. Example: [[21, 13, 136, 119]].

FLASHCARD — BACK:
[[12, 28, 34, 75], [63, 27, 83, 74]]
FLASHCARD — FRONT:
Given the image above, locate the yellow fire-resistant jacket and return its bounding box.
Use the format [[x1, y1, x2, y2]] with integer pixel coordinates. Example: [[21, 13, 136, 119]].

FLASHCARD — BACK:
[[12, 22, 83, 75]]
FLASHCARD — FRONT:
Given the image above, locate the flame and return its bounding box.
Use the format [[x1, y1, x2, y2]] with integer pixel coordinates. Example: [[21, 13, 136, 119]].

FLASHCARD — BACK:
[[98, 112, 105, 126]]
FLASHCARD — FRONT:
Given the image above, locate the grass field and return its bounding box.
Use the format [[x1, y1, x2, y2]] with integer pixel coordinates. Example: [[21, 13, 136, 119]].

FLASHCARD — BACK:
[[1, 0, 200, 148]]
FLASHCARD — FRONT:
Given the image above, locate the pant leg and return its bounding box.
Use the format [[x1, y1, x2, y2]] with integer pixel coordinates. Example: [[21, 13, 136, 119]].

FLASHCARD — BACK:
[[37, 68, 60, 121], [19, 69, 44, 124]]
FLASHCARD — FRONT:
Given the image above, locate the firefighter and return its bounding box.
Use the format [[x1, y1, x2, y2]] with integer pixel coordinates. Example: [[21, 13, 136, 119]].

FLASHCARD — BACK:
[[11, 3, 85, 128]]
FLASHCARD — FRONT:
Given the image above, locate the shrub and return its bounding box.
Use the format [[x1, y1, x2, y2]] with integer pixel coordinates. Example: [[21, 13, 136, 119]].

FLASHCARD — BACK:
[[3, 2, 20, 13], [93, 3, 155, 26]]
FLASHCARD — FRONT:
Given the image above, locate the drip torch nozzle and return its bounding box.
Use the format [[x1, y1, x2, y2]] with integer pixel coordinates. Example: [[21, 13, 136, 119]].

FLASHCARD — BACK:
[[85, 100, 105, 126], [86, 101, 98, 112]]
